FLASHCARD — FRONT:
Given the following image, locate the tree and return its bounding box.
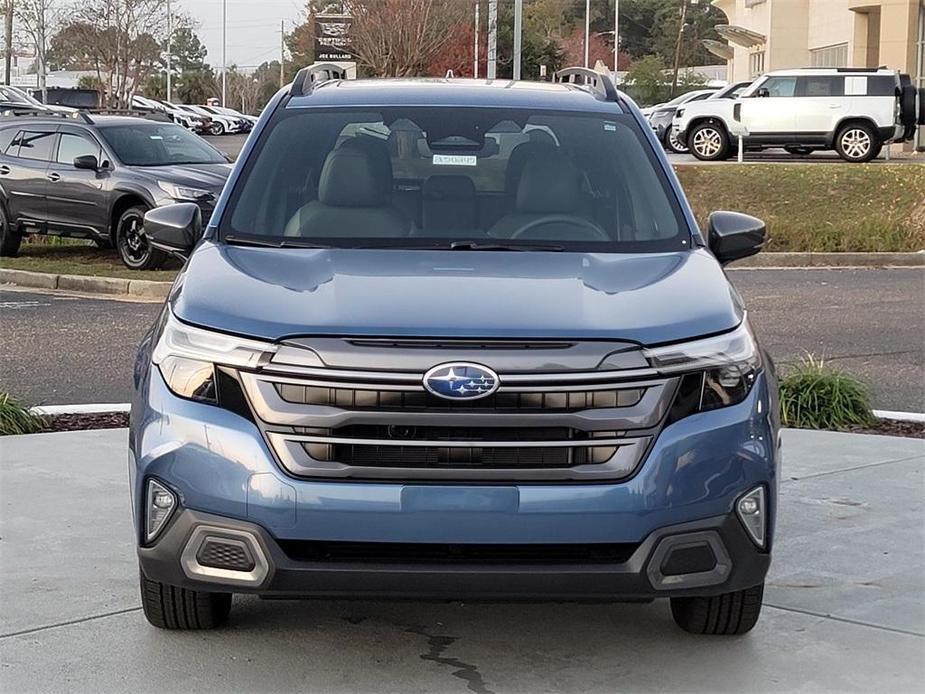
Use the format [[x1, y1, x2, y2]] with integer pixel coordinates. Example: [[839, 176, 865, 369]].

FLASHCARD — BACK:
[[145, 26, 217, 104], [14, 0, 63, 100], [622, 53, 667, 105], [347, 0, 469, 77], [48, 0, 169, 108], [493, 0, 565, 80]]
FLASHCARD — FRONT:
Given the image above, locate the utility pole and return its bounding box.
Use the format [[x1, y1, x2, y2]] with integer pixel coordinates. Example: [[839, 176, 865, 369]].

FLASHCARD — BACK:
[[614, 0, 619, 73], [486, 0, 496, 80], [4, 0, 13, 86], [221, 0, 227, 106], [166, 0, 172, 102], [671, 0, 689, 97], [583, 0, 590, 68], [473, 1, 478, 79], [513, 0, 522, 80], [279, 19, 284, 88]]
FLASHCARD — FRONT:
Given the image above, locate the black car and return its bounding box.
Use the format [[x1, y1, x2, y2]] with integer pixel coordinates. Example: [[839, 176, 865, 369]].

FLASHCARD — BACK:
[[0, 113, 232, 269]]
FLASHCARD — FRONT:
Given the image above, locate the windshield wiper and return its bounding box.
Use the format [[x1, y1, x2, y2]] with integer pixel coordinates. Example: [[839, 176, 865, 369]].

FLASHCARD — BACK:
[[443, 240, 565, 252], [223, 235, 335, 249]]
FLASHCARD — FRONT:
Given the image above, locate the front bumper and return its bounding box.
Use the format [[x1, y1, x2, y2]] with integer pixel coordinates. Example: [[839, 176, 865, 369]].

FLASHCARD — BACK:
[[130, 362, 778, 597], [139, 507, 770, 599]]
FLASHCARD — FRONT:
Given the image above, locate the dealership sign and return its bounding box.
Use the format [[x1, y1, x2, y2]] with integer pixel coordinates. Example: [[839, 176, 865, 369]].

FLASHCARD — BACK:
[[314, 14, 352, 61]]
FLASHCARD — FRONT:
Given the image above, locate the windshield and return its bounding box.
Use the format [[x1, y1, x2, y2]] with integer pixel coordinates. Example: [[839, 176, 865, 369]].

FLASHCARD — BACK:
[[0, 86, 38, 105], [222, 106, 689, 252], [99, 122, 226, 166]]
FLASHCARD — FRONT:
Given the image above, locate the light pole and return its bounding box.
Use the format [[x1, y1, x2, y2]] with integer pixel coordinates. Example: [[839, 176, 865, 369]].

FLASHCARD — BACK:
[[473, 1, 479, 79], [584, 0, 590, 68], [166, 0, 172, 102], [614, 0, 619, 73], [487, 0, 496, 80], [513, 0, 522, 80], [221, 0, 227, 106]]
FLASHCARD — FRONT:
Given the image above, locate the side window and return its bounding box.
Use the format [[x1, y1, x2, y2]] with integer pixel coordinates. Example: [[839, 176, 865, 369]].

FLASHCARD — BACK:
[[866, 75, 897, 96], [0, 128, 18, 155], [17, 130, 56, 161], [761, 77, 797, 98], [56, 133, 100, 165], [798, 76, 844, 97]]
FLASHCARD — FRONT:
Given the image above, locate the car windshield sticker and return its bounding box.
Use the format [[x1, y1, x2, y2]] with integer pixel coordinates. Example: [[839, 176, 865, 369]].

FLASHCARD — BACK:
[[432, 154, 477, 166], [603, 122, 617, 132]]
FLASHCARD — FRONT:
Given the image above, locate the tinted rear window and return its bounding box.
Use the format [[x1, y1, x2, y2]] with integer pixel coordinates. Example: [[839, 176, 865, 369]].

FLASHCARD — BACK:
[[223, 106, 689, 253]]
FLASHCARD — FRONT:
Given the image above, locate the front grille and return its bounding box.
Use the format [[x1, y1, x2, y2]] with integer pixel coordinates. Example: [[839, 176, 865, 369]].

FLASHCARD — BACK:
[[275, 383, 645, 411], [277, 540, 640, 565]]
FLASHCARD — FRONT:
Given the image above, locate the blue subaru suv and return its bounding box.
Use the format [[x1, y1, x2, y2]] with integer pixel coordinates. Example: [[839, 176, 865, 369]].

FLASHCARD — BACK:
[[131, 67, 779, 635]]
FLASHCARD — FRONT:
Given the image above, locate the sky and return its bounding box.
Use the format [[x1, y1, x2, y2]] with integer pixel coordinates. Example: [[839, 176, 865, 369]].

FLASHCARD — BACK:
[[177, 0, 306, 70]]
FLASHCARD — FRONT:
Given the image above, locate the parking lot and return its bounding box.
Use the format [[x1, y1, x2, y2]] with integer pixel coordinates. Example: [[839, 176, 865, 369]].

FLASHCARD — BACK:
[[1, 426, 922, 693]]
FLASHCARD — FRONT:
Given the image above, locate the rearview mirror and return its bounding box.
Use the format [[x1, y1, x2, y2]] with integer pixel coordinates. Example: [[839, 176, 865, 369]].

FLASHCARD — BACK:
[[73, 154, 99, 170], [707, 211, 766, 265], [144, 203, 202, 257]]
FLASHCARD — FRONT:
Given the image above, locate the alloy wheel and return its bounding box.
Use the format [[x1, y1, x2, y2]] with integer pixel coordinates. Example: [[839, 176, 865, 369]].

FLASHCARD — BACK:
[[118, 212, 150, 268], [692, 127, 722, 158], [840, 128, 871, 160], [668, 129, 689, 154]]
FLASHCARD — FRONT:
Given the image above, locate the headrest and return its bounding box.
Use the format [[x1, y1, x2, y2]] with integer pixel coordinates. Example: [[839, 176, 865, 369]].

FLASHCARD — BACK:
[[338, 136, 393, 195], [318, 146, 388, 207], [515, 152, 580, 214], [504, 141, 558, 194], [423, 175, 476, 200]]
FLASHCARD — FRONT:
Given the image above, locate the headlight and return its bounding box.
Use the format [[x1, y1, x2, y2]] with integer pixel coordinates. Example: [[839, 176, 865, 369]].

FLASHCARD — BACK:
[[649, 109, 673, 123], [153, 311, 278, 403], [157, 181, 215, 202], [645, 322, 761, 422], [675, 108, 685, 118]]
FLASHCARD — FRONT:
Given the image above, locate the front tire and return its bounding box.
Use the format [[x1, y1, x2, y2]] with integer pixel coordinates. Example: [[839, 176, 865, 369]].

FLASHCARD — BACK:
[[210, 121, 226, 136], [688, 122, 730, 161], [140, 571, 232, 630], [116, 205, 166, 270], [665, 128, 689, 154], [834, 123, 880, 163], [670, 583, 764, 635], [0, 203, 22, 257]]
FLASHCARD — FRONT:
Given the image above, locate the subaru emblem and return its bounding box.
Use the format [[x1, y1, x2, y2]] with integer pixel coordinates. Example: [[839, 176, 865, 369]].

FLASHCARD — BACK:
[[423, 362, 500, 401]]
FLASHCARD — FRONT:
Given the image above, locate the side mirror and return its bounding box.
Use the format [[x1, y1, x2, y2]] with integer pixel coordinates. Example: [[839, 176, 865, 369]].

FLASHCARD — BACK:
[[73, 154, 99, 170], [144, 203, 202, 256], [707, 211, 767, 265], [755, 87, 770, 98]]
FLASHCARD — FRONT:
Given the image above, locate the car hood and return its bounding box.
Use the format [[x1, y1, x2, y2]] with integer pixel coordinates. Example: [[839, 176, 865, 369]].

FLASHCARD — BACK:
[[171, 244, 742, 345], [140, 163, 232, 192]]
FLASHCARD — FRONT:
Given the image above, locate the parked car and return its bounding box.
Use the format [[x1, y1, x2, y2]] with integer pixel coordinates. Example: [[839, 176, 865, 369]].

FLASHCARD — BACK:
[[0, 114, 231, 269], [172, 103, 246, 135], [151, 99, 214, 135], [0, 85, 77, 115], [198, 105, 256, 131], [130, 96, 212, 135], [645, 87, 729, 153], [673, 67, 919, 162], [131, 66, 780, 634]]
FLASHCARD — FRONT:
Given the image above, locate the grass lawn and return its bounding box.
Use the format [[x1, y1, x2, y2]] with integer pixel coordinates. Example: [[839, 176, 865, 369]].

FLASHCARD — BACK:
[[675, 163, 925, 252], [0, 240, 179, 281], [1, 163, 922, 282]]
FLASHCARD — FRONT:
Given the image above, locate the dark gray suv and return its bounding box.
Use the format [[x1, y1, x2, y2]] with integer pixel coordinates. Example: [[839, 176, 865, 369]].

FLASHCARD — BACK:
[[0, 114, 231, 269]]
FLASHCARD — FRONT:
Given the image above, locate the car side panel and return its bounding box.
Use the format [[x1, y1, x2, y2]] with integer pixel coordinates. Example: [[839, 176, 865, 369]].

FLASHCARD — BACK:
[[44, 126, 111, 238]]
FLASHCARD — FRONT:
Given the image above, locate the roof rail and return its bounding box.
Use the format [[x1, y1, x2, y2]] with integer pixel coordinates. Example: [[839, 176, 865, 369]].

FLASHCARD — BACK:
[[291, 63, 348, 97], [553, 67, 619, 102], [0, 108, 85, 121]]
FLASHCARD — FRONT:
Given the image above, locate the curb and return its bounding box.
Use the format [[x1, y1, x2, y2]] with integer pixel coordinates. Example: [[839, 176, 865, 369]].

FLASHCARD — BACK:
[[732, 251, 925, 268], [1, 268, 172, 299], [27, 404, 925, 423]]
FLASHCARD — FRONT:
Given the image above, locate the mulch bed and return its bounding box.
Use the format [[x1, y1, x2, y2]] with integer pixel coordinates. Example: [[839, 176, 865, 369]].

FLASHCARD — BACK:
[[38, 412, 129, 432], [32, 412, 924, 438]]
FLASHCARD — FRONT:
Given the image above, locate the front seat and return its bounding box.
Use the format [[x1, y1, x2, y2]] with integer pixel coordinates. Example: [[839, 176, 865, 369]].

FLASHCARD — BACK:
[[284, 143, 412, 238], [490, 151, 602, 241]]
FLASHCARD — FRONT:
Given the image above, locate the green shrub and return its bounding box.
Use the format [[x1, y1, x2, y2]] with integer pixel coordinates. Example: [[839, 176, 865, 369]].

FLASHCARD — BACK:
[[779, 357, 875, 430], [0, 393, 45, 436]]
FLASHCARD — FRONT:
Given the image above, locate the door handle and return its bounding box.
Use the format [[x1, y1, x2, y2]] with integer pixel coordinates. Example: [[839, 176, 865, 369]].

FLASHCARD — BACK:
[[0, 165, 9, 175], [46, 172, 61, 182]]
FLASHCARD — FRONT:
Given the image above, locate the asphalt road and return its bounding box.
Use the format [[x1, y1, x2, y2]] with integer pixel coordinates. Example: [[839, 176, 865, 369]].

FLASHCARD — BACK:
[[1, 268, 922, 410]]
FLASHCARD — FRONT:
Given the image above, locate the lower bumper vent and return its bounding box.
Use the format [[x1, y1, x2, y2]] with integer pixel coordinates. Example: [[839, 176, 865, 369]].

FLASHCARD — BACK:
[[196, 537, 256, 572]]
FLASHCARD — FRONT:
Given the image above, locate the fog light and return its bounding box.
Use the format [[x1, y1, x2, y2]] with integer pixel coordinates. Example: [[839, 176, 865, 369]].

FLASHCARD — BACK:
[[736, 486, 766, 548], [146, 479, 176, 543]]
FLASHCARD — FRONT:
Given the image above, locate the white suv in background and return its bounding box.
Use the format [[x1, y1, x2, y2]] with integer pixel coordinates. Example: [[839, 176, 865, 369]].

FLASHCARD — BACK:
[[673, 68, 918, 162]]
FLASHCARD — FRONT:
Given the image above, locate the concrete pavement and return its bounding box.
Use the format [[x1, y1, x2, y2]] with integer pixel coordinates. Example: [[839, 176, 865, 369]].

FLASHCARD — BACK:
[[0, 427, 922, 693]]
